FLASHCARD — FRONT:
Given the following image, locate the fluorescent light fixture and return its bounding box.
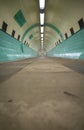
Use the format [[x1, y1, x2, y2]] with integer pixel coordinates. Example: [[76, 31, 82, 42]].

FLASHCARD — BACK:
[[39, 0, 45, 9], [40, 13, 44, 25], [39, 0, 45, 50], [40, 26, 44, 33], [41, 37, 44, 40], [41, 39, 43, 42], [41, 33, 44, 37]]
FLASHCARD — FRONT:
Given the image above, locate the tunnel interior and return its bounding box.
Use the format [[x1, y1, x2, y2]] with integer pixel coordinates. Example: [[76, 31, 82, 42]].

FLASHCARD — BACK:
[[0, 1, 84, 130], [0, 0, 84, 62]]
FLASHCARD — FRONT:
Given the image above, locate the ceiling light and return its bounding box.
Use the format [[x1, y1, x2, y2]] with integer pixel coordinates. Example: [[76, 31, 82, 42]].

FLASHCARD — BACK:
[[41, 39, 43, 41], [39, 0, 45, 9], [40, 26, 44, 33], [41, 37, 44, 40], [41, 34, 44, 37], [40, 13, 44, 25]]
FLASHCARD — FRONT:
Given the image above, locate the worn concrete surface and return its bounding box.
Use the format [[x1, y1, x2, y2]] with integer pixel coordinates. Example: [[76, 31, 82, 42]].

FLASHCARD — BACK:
[[0, 57, 84, 130]]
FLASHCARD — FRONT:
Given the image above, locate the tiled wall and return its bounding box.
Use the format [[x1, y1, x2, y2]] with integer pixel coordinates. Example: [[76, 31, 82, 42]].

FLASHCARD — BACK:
[[46, 28, 84, 60], [0, 30, 38, 62]]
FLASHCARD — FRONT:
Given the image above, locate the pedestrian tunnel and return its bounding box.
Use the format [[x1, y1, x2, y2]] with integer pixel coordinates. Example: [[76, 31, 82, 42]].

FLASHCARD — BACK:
[[0, 0, 84, 62]]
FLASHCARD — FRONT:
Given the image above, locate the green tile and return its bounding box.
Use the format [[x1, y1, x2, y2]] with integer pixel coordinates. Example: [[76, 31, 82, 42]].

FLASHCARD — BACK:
[[14, 10, 26, 27], [29, 34, 33, 40]]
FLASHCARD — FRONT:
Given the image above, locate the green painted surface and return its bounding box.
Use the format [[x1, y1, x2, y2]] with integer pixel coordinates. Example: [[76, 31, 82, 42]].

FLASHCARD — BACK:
[[14, 10, 26, 27], [46, 28, 84, 60], [21, 23, 64, 42], [21, 23, 39, 41], [0, 30, 38, 62], [29, 34, 33, 40]]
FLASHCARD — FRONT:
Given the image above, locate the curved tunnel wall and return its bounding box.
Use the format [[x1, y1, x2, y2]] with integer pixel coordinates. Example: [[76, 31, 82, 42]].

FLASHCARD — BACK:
[[21, 23, 64, 42], [46, 28, 84, 60], [0, 30, 38, 62], [0, 0, 84, 61]]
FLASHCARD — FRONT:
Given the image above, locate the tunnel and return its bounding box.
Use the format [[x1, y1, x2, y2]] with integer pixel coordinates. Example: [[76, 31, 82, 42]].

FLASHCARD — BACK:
[[0, 0, 84, 130]]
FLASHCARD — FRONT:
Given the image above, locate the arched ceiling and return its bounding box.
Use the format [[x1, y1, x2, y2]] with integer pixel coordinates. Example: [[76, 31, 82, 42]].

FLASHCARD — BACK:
[[0, 0, 84, 53]]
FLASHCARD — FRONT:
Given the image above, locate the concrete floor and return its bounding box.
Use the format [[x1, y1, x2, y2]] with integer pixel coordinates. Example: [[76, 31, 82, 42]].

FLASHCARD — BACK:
[[0, 57, 84, 130]]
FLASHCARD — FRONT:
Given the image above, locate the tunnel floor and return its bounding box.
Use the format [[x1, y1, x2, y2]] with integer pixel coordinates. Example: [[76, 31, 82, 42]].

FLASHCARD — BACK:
[[0, 57, 84, 130]]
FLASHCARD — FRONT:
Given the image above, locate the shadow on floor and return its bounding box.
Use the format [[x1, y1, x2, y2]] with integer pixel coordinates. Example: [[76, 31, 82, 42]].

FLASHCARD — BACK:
[[0, 58, 34, 83], [62, 61, 84, 74]]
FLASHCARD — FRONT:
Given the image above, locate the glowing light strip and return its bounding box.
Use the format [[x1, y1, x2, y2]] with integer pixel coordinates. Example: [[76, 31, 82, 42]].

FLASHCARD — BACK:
[[41, 33, 44, 37], [54, 52, 81, 58], [39, 0, 45, 50], [41, 37, 44, 41], [41, 26, 44, 33], [40, 13, 44, 25], [39, 0, 45, 9]]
